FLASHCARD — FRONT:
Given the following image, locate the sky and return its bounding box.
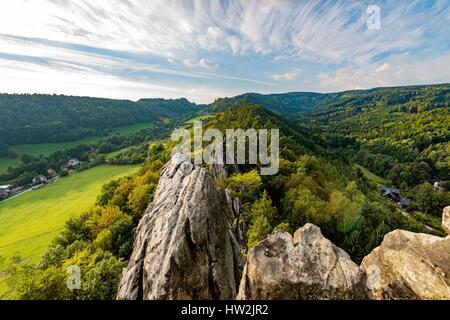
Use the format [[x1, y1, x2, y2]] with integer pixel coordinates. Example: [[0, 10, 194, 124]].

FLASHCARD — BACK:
[[0, 0, 449, 103]]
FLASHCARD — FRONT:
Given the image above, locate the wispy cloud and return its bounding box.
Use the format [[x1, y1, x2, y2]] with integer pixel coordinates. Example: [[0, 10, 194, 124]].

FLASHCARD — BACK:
[[0, 0, 448, 102], [183, 58, 219, 69], [271, 70, 300, 81]]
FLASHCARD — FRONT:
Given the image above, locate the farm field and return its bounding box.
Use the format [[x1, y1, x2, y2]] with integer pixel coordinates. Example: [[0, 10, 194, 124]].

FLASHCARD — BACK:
[[0, 164, 140, 297], [0, 122, 153, 174]]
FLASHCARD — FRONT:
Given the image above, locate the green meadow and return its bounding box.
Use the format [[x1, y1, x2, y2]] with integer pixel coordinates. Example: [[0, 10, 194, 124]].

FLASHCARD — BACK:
[[0, 158, 19, 177], [0, 122, 153, 174], [354, 164, 388, 186], [0, 164, 140, 296]]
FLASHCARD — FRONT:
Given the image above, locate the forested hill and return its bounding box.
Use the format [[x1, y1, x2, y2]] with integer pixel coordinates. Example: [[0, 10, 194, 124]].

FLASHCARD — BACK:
[[301, 84, 450, 194], [0, 94, 198, 146], [137, 98, 200, 119], [209, 92, 331, 115], [209, 83, 449, 116]]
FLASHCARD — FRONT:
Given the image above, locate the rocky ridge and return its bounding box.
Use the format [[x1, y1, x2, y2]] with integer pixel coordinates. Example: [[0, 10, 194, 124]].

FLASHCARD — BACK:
[[117, 154, 450, 300], [117, 154, 244, 299]]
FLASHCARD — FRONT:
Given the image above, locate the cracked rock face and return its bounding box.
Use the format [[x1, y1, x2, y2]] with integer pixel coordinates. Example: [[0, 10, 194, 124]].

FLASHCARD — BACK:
[[117, 154, 244, 300], [361, 228, 450, 300], [443, 206, 450, 236], [237, 224, 370, 300]]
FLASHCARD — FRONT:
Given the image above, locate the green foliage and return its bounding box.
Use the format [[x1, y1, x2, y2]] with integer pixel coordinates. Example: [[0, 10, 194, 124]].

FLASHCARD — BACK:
[[412, 182, 450, 217], [222, 170, 263, 204], [127, 184, 155, 219], [6, 85, 449, 299], [304, 84, 450, 194], [207, 101, 439, 261], [246, 191, 278, 249], [0, 94, 197, 146], [12, 157, 161, 300], [273, 222, 290, 233], [247, 216, 272, 249]]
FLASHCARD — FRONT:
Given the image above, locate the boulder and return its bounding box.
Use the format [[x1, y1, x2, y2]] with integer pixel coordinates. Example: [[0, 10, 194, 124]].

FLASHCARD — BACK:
[[443, 206, 450, 235], [237, 224, 370, 300], [116, 154, 244, 300], [361, 229, 450, 300]]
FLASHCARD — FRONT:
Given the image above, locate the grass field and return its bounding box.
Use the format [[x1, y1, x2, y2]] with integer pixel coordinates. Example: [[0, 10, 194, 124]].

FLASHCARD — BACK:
[[0, 122, 153, 174], [354, 164, 388, 186], [0, 164, 140, 296], [0, 158, 19, 177]]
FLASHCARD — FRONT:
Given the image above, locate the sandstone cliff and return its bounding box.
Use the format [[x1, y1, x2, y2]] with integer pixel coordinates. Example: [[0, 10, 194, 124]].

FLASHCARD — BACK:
[[116, 154, 244, 300], [443, 206, 450, 235], [360, 206, 450, 300], [237, 224, 371, 299]]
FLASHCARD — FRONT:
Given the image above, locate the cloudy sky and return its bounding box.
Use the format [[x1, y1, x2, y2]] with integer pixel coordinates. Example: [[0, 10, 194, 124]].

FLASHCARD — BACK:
[[0, 0, 449, 103]]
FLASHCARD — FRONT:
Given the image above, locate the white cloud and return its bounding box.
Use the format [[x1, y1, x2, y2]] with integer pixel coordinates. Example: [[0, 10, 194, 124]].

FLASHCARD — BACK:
[[0, 0, 447, 65], [271, 71, 300, 81], [183, 58, 219, 69], [0, 0, 448, 101], [0, 57, 238, 104], [318, 53, 450, 92], [375, 63, 391, 73]]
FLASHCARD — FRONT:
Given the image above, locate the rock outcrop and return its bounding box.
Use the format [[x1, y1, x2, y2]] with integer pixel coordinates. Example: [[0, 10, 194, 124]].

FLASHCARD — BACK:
[[117, 152, 450, 300], [361, 227, 450, 300], [237, 224, 370, 300], [443, 206, 450, 235], [117, 154, 244, 300]]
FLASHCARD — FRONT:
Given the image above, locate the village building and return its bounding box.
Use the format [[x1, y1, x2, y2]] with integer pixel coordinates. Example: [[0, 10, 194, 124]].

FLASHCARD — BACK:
[[381, 186, 411, 209], [381, 186, 401, 202], [68, 158, 80, 167], [32, 175, 47, 185], [61, 158, 80, 171], [0, 185, 13, 198], [47, 168, 57, 177]]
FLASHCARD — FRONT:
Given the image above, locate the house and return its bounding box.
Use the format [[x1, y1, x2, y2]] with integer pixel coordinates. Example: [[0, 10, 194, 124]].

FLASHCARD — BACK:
[[68, 158, 80, 167], [381, 186, 401, 202], [0, 185, 13, 198], [47, 168, 56, 177], [61, 158, 80, 171], [32, 175, 47, 185]]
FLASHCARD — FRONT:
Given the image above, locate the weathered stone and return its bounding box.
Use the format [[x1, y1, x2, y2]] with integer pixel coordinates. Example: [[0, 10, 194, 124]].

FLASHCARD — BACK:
[[361, 229, 450, 300], [237, 224, 370, 300], [117, 153, 244, 300], [443, 206, 450, 236]]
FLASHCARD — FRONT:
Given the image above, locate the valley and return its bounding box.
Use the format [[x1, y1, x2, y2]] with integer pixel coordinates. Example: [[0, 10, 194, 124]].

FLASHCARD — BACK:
[[0, 84, 448, 300], [0, 122, 154, 174], [0, 164, 140, 297]]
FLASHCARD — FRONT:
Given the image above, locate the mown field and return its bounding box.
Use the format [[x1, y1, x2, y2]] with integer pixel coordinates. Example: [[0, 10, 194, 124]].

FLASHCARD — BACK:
[[0, 122, 153, 174], [0, 164, 140, 296]]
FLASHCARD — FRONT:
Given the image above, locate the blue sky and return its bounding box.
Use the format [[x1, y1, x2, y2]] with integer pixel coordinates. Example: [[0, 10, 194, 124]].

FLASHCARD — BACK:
[[0, 0, 449, 103]]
